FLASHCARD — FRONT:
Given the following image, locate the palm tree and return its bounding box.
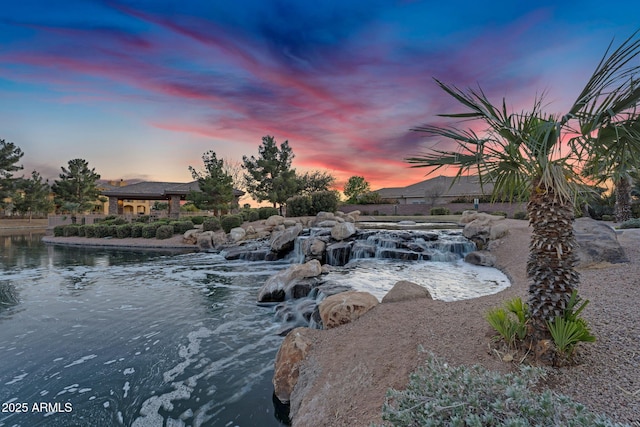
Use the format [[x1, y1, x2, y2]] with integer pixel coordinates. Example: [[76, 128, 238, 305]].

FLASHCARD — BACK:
[[583, 118, 640, 222], [406, 31, 640, 344]]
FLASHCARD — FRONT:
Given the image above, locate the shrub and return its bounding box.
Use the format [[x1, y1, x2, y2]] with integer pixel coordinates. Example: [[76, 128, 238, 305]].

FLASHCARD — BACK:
[[287, 195, 312, 217], [131, 223, 144, 238], [547, 291, 595, 360], [619, 218, 640, 229], [142, 224, 159, 238], [172, 220, 195, 234], [381, 353, 621, 427], [108, 225, 118, 237], [63, 225, 80, 237], [53, 225, 65, 237], [190, 216, 204, 225], [601, 214, 614, 221], [221, 214, 243, 233], [202, 217, 221, 232], [247, 209, 259, 222], [84, 225, 97, 238], [155, 224, 174, 240], [77, 225, 87, 237], [133, 215, 150, 223], [311, 191, 339, 214], [429, 207, 450, 215], [115, 224, 132, 239], [513, 210, 528, 220], [94, 224, 111, 238], [485, 297, 528, 348], [258, 207, 279, 219]]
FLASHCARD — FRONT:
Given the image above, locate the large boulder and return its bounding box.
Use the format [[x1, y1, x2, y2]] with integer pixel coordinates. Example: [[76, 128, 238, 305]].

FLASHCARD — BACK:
[[318, 291, 379, 329], [331, 222, 357, 241], [573, 217, 628, 266], [270, 223, 303, 254], [382, 280, 432, 303], [229, 227, 246, 242], [464, 250, 497, 267], [196, 232, 214, 250], [257, 260, 323, 302], [273, 327, 318, 404], [301, 237, 326, 262], [183, 229, 199, 245], [266, 215, 285, 227], [462, 212, 508, 249]]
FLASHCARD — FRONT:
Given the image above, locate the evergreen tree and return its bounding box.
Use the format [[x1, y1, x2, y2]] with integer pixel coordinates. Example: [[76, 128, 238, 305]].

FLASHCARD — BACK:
[[0, 139, 24, 208], [343, 176, 371, 203], [187, 151, 234, 215], [242, 135, 298, 211], [12, 171, 54, 220], [52, 159, 101, 217]]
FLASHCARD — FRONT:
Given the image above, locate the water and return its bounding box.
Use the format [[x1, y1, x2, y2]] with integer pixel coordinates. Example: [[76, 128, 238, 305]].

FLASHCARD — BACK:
[[0, 232, 288, 427], [0, 229, 510, 427]]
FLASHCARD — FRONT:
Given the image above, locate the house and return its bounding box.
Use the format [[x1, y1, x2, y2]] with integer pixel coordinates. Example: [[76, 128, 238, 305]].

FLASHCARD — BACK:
[[100, 180, 244, 218], [375, 175, 494, 205]]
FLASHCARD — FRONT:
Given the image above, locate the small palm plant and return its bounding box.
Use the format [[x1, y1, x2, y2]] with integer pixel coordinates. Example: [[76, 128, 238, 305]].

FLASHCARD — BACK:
[[407, 30, 640, 354]]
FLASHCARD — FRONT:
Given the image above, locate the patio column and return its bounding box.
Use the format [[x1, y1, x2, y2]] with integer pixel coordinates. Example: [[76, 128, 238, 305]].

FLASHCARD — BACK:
[[169, 195, 180, 219], [108, 196, 119, 215]]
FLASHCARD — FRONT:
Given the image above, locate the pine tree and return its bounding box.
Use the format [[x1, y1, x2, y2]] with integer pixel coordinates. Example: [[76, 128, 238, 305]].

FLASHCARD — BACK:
[[52, 159, 101, 218], [12, 171, 54, 220], [0, 139, 24, 208], [188, 151, 234, 215]]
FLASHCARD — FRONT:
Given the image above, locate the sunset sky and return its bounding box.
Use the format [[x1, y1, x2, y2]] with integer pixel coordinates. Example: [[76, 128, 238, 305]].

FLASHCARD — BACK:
[[1, 1, 638, 196]]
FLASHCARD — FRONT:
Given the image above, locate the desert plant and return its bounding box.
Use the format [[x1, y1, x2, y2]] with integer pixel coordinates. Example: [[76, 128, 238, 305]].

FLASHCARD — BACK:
[[381, 353, 625, 426], [619, 218, 640, 228], [486, 297, 529, 348], [221, 214, 243, 233], [547, 316, 596, 359], [601, 214, 614, 221], [429, 207, 450, 215], [202, 217, 221, 232], [155, 224, 174, 240]]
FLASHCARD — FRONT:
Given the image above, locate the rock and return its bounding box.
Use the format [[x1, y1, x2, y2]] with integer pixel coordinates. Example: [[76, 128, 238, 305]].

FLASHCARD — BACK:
[[229, 227, 246, 242], [318, 291, 379, 329], [325, 241, 354, 266], [266, 215, 285, 227], [464, 250, 497, 267], [573, 217, 628, 266], [257, 260, 323, 302], [331, 222, 357, 241], [283, 219, 298, 227], [183, 229, 199, 245], [382, 280, 432, 303], [271, 223, 303, 254], [196, 232, 213, 250], [273, 327, 317, 404], [462, 212, 507, 249], [316, 220, 338, 228], [211, 231, 228, 248], [301, 237, 326, 262]]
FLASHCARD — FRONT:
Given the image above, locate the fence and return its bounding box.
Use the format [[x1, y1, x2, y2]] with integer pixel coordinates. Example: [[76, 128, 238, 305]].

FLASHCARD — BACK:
[[339, 202, 528, 218]]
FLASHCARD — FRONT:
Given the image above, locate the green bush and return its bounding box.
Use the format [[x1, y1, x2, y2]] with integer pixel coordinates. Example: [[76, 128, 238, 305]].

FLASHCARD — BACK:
[[108, 225, 118, 237], [485, 298, 528, 348], [619, 218, 640, 229], [133, 215, 150, 223], [94, 224, 111, 238], [155, 224, 174, 240], [142, 224, 159, 238], [84, 225, 96, 238], [63, 225, 80, 237], [130, 223, 144, 238], [380, 353, 622, 427], [311, 191, 339, 214], [258, 206, 279, 219], [77, 225, 87, 237], [53, 225, 65, 237], [430, 207, 450, 215], [171, 220, 195, 234], [202, 217, 221, 232], [601, 214, 614, 221], [287, 195, 312, 217], [190, 216, 204, 225], [221, 214, 243, 233], [115, 224, 132, 239], [247, 209, 259, 222], [513, 211, 528, 220]]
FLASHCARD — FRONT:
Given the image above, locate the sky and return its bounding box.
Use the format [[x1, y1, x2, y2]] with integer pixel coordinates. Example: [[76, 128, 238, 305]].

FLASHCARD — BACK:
[[1, 1, 639, 197]]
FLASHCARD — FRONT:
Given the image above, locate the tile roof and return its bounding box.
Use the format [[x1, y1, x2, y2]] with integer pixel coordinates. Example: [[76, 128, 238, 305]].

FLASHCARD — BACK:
[[376, 175, 493, 199], [101, 181, 244, 198]]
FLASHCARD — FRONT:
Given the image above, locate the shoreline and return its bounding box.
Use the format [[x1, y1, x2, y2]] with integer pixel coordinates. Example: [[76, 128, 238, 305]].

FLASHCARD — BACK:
[[41, 234, 199, 250]]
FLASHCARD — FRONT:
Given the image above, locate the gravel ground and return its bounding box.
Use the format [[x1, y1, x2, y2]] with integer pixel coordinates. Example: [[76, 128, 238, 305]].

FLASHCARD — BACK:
[[291, 220, 640, 426]]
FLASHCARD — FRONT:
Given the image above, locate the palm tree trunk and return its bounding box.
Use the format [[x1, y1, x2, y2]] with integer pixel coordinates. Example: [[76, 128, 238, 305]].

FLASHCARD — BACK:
[[614, 176, 632, 223], [526, 179, 580, 340]]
